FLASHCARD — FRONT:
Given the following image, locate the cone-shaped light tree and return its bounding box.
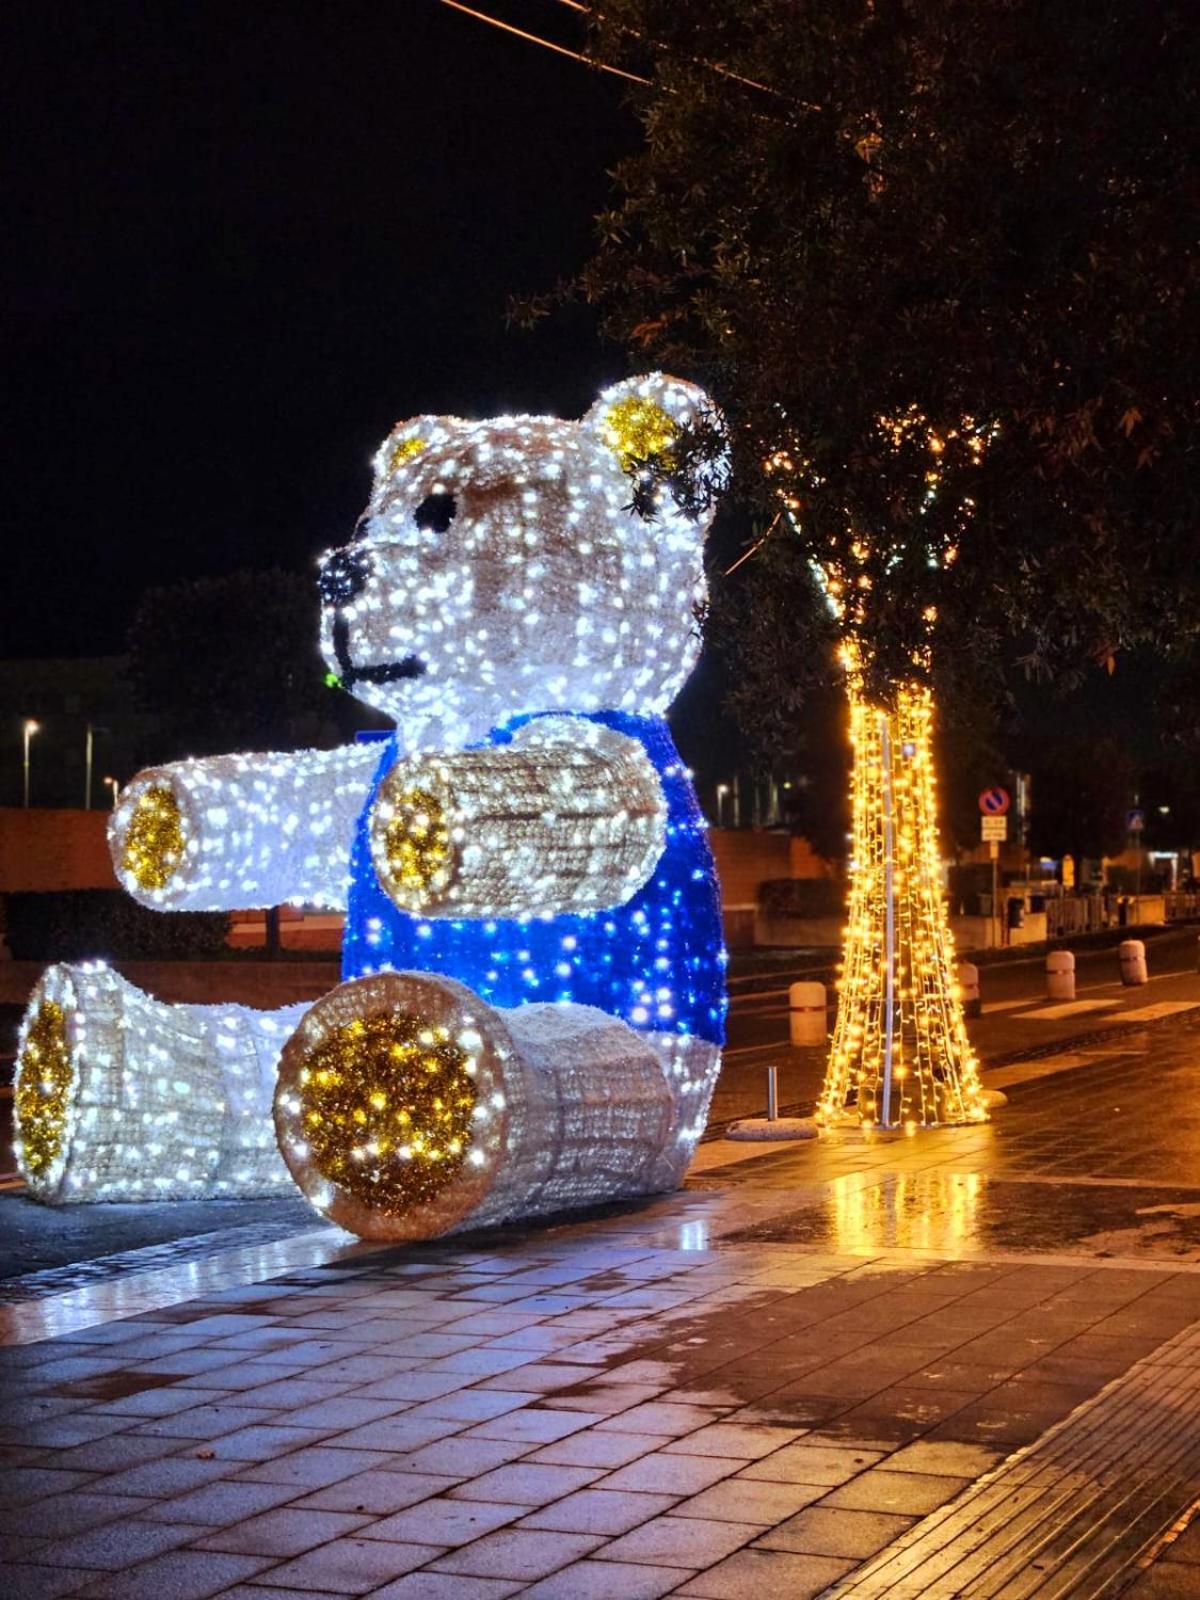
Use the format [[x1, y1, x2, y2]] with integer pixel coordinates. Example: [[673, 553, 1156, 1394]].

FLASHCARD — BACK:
[[546, 0, 1200, 1128]]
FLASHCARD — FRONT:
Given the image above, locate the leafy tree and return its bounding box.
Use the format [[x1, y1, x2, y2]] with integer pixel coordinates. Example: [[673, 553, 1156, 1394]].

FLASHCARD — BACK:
[[1025, 732, 1135, 862], [552, 0, 1199, 709], [127, 568, 373, 763]]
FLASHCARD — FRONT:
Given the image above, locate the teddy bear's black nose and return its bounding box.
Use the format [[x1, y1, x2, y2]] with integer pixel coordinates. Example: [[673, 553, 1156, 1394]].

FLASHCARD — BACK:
[[318, 547, 370, 606]]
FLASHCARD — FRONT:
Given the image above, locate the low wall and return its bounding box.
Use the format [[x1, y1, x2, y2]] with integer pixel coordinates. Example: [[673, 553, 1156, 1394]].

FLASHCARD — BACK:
[[0, 809, 117, 892], [0, 958, 341, 1011]]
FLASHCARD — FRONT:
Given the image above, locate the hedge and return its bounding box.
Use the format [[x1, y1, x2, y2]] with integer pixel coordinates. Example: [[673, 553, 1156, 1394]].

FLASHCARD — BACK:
[[3, 891, 229, 961]]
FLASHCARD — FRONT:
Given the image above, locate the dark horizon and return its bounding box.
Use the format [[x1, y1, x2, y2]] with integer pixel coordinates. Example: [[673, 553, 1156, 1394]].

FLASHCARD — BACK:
[[2, 1, 632, 659]]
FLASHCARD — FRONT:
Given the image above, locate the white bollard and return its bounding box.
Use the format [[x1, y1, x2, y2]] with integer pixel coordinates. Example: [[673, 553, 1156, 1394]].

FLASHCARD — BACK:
[[1120, 939, 1148, 986], [958, 962, 981, 1018], [789, 981, 828, 1046], [1046, 950, 1076, 1001]]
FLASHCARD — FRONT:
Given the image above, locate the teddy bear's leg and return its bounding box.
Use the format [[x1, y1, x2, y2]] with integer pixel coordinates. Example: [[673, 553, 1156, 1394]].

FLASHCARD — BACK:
[[273, 970, 685, 1242], [15, 962, 310, 1203]]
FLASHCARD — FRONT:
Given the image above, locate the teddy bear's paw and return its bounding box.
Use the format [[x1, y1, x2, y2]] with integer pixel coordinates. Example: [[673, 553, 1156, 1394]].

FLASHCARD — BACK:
[[274, 970, 507, 1241], [115, 779, 189, 893]]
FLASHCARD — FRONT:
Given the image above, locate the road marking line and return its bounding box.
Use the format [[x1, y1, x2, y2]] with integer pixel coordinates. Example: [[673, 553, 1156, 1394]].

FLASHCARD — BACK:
[[1112, 1001, 1200, 1023], [1029, 999, 1122, 1019]]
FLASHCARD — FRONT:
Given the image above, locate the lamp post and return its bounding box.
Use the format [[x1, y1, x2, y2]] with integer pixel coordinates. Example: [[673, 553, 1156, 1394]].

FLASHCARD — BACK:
[[23, 719, 40, 808], [103, 775, 119, 808]]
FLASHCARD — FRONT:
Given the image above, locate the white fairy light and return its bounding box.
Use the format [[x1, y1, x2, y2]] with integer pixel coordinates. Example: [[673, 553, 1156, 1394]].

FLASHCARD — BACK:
[[19, 374, 729, 1233]]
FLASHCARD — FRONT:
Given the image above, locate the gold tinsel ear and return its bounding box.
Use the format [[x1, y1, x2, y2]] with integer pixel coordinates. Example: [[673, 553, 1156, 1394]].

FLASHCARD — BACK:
[[584, 373, 715, 478], [386, 434, 428, 473], [600, 395, 679, 475]]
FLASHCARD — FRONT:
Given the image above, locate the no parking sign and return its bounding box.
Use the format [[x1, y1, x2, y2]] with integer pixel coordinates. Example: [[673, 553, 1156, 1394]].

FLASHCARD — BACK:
[[978, 786, 1011, 816]]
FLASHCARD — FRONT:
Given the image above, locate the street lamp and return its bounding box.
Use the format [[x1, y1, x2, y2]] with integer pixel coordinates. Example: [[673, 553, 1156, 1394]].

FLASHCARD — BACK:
[[23, 719, 40, 808], [715, 782, 729, 828], [103, 775, 119, 808]]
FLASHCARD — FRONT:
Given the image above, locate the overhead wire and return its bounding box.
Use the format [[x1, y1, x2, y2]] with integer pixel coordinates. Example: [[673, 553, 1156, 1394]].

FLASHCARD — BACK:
[[436, 0, 652, 86]]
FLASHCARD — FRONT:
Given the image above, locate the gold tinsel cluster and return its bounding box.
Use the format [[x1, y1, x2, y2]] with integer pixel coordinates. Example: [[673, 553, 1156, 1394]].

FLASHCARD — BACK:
[[601, 395, 678, 474], [388, 435, 428, 472], [123, 785, 185, 891], [15, 1000, 74, 1180], [297, 1009, 477, 1212], [381, 783, 454, 902]]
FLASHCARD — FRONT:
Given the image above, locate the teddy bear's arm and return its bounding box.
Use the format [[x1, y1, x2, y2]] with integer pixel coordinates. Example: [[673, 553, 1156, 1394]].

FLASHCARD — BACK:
[[368, 718, 668, 920], [109, 743, 384, 912]]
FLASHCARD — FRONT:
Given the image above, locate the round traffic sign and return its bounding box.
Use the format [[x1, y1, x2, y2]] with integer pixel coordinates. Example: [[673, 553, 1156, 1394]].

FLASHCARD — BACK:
[[979, 786, 1011, 816]]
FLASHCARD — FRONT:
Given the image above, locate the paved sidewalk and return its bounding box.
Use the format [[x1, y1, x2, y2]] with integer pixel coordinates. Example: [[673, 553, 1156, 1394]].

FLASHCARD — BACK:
[[7, 1019, 1200, 1598]]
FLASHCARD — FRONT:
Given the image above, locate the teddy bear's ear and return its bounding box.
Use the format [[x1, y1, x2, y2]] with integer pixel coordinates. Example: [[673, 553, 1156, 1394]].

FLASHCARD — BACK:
[[582, 373, 723, 481], [371, 418, 438, 486]]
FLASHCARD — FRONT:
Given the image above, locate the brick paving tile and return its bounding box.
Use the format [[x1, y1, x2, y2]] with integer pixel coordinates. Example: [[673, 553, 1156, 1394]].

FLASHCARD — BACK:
[[390, 1390, 538, 1424], [17, 1490, 156, 1540], [200, 1424, 338, 1461], [449, 1461, 601, 1506], [247, 1537, 446, 1593], [520, 1557, 694, 1599], [0, 1467, 100, 1506], [281, 1398, 405, 1430], [379, 1434, 533, 1480], [194, 1507, 372, 1556], [132, 1406, 279, 1440], [13, 1412, 131, 1449], [365, 1576, 524, 1600], [600, 1511, 769, 1569], [345, 1371, 473, 1403], [432, 1349, 541, 1377], [428, 1526, 605, 1580], [22, 1517, 197, 1571], [667, 1478, 827, 1525], [528, 1429, 672, 1469], [520, 1486, 680, 1536], [236, 1446, 393, 1487], [738, 1440, 885, 1486], [480, 1362, 604, 1392], [357, 1495, 522, 1546], [541, 1381, 666, 1415], [820, 1465, 973, 1514], [596, 1401, 726, 1436], [73, 1550, 275, 1600], [600, 1450, 748, 1496], [462, 1407, 604, 1444], [874, 1439, 1003, 1478], [50, 1435, 181, 1473], [1167, 1522, 1200, 1564], [141, 1479, 303, 1525], [89, 1457, 229, 1498], [295, 1470, 459, 1515], [317, 1415, 462, 1453], [232, 1381, 353, 1410], [664, 1423, 806, 1459], [675, 1545, 856, 1598], [755, 1503, 914, 1557], [7, 1568, 116, 1600], [92, 1387, 219, 1420], [1123, 1562, 1200, 1599]]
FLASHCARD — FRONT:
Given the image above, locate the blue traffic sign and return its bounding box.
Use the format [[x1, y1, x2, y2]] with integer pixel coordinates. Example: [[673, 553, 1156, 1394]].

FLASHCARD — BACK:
[[1126, 808, 1145, 833]]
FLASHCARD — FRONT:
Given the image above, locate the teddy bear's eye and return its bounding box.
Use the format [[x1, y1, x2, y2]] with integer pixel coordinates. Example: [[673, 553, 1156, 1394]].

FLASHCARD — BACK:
[[414, 493, 457, 535]]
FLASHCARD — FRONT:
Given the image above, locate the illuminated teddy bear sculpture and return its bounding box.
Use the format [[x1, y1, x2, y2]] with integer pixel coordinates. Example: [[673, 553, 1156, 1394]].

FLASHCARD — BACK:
[[14, 375, 727, 1240]]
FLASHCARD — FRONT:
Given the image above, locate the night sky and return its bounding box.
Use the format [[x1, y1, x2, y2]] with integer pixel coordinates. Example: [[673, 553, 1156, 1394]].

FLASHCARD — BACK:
[[3, 1, 633, 658]]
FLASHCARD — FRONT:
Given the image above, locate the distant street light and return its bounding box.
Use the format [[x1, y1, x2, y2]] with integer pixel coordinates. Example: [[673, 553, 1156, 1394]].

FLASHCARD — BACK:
[[23, 719, 40, 808], [103, 775, 119, 808], [85, 723, 110, 810], [715, 782, 729, 828]]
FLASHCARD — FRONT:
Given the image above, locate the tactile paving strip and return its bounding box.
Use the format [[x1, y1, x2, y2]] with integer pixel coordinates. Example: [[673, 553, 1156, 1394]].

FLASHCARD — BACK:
[[828, 1312, 1200, 1597]]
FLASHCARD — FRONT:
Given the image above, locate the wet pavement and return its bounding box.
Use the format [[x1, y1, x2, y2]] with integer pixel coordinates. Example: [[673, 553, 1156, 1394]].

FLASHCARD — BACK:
[[4, 1007, 1200, 1592]]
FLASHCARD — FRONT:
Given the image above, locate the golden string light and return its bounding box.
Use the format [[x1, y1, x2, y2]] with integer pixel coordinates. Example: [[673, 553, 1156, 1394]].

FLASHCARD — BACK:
[[295, 1009, 478, 1212], [13, 1000, 73, 1182], [122, 784, 185, 892]]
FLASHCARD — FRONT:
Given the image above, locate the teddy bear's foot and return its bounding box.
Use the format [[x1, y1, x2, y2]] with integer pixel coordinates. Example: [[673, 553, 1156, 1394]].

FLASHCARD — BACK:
[[15, 962, 310, 1203], [273, 970, 689, 1241]]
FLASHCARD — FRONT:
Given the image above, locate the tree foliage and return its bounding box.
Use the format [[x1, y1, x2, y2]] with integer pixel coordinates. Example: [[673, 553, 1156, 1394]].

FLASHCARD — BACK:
[[127, 568, 361, 761], [560, 0, 1199, 710]]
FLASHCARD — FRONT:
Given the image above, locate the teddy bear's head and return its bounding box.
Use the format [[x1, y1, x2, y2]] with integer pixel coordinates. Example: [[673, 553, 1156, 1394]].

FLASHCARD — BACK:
[[317, 374, 723, 753]]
